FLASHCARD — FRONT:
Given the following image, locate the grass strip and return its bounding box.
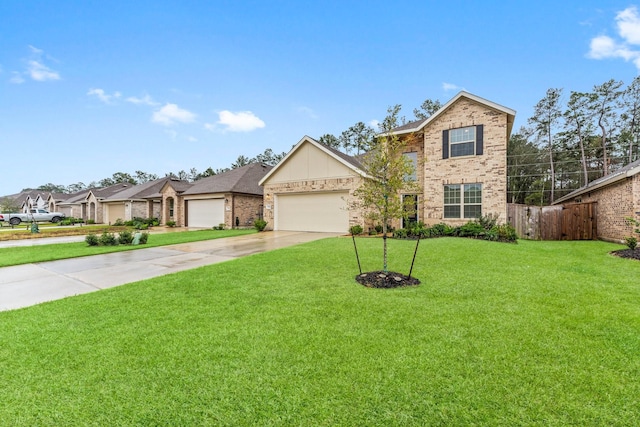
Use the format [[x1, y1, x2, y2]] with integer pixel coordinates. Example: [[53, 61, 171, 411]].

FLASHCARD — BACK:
[[0, 229, 255, 267]]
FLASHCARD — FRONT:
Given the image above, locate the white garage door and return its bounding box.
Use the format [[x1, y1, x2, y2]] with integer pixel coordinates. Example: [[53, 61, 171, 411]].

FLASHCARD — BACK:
[[107, 204, 126, 223], [187, 199, 225, 228], [276, 192, 348, 233]]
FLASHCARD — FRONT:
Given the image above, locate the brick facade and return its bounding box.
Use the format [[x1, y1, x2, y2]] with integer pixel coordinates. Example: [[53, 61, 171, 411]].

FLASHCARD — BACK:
[[226, 193, 264, 228], [419, 98, 509, 225], [162, 187, 185, 226], [571, 175, 640, 242]]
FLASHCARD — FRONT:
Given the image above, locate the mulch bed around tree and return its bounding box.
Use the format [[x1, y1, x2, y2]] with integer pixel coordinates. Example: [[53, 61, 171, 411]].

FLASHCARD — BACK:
[[610, 248, 640, 261], [355, 271, 420, 288]]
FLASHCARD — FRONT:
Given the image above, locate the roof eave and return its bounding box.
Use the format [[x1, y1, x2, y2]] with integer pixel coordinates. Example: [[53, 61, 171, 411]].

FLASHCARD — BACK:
[[392, 91, 517, 136], [259, 136, 371, 185]]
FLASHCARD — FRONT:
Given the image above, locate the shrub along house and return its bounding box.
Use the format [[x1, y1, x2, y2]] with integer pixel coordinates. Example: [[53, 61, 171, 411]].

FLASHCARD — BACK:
[[160, 162, 272, 228], [260, 91, 516, 233], [553, 158, 640, 242]]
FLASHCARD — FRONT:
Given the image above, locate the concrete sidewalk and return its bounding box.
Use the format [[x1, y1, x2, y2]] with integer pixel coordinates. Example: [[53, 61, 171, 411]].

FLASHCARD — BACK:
[[0, 231, 339, 312]]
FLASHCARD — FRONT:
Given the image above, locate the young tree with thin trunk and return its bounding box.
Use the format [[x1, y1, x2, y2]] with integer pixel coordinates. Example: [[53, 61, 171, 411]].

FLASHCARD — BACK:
[[353, 105, 419, 273]]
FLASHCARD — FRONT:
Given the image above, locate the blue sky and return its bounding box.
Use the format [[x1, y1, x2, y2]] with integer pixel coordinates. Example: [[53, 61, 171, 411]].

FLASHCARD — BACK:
[[1, 1, 639, 196]]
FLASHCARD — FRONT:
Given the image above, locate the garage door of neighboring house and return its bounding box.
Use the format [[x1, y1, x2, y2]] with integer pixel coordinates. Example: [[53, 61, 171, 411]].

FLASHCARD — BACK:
[[108, 204, 126, 224], [187, 199, 225, 228], [276, 192, 348, 233]]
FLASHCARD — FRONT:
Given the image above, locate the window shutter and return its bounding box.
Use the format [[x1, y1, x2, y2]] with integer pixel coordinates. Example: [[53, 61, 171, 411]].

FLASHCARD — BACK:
[[442, 130, 449, 159], [476, 124, 484, 155]]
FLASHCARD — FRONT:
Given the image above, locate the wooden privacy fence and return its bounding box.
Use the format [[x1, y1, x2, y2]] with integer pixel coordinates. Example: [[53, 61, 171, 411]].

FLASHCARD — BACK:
[[507, 202, 597, 240]]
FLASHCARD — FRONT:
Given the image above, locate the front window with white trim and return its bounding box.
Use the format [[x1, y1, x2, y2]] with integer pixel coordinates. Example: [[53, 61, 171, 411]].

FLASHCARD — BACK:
[[444, 183, 482, 219]]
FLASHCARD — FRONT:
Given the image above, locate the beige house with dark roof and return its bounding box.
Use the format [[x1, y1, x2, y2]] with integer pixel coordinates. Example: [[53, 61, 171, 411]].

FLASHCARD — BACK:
[[99, 177, 185, 224], [260, 91, 516, 233], [160, 163, 272, 228]]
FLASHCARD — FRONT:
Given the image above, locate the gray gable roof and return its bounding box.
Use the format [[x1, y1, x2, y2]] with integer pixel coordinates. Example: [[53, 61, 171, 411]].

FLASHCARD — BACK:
[[389, 91, 516, 137], [554, 158, 640, 204], [91, 183, 133, 199], [183, 163, 273, 196], [103, 177, 189, 201]]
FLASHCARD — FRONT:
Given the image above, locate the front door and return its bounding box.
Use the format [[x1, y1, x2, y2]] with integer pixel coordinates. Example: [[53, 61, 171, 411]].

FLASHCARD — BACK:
[[402, 195, 418, 228]]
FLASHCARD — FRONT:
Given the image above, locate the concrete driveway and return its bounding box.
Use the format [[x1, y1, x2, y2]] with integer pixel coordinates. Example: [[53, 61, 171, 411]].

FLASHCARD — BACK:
[[0, 231, 339, 312]]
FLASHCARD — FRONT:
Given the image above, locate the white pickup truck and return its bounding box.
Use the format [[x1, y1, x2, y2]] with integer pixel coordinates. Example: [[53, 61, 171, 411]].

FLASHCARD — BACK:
[[0, 209, 66, 226]]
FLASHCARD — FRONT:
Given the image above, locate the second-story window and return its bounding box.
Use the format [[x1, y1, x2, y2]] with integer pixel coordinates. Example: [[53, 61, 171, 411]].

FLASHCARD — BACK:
[[404, 152, 418, 181], [442, 125, 484, 159]]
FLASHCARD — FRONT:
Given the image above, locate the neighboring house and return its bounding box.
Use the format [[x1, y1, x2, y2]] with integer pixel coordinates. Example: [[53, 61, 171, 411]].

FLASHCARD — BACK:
[[260, 91, 516, 233], [83, 183, 133, 223], [48, 191, 89, 218], [259, 136, 368, 233], [19, 192, 48, 212], [553, 158, 640, 242], [160, 163, 272, 228], [100, 177, 185, 224]]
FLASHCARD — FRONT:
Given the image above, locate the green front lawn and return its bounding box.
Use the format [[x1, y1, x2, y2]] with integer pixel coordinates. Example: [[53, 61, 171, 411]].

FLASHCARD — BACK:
[[0, 229, 255, 267], [0, 237, 638, 425]]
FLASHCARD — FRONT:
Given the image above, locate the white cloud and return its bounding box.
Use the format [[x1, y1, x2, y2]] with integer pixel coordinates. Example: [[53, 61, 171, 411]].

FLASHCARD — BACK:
[[87, 88, 121, 104], [152, 103, 196, 126], [617, 6, 640, 44], [28, 45, 44, 55], [126, 94, 159, 106], [208, 110, 266, 132], [11, 46, 61, 82], [27, 60, 60, 81], [368, 119, 380, 129], [443, 82, 465, 92], [587, 6, 640, 69]]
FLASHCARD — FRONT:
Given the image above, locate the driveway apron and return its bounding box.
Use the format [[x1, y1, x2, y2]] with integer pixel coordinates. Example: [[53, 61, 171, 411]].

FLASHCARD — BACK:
[[0, 231, 339, 312]]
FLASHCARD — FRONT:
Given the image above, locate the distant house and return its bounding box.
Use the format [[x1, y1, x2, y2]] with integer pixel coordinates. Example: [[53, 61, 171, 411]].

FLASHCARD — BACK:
[[160, 163, 272, 228], [260, 91, 516, 233], [18, 192, 48, 212], [553, 158, 640, 242], [99, 177, 187, 224]]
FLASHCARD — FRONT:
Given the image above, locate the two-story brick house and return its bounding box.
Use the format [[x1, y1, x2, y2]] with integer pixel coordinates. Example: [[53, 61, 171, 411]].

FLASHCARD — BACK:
[[259, 91, 515, 233]]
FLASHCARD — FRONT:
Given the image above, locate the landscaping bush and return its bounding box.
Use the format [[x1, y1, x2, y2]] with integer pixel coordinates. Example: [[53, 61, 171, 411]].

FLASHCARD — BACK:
[[492, 223, 518, 243], [254, 219, 267, 232], [213, 223, 226, 230], [87, 219, 96, 225], [113, 219, 125, 226], [139, 232, 149, 244], [393, 228, 408, 239], [457, 221, 485, 238], [430, 223, 454, 237], [98, 232, 118, 246], [625, 236, 638, 250], [166, 220, 176, 228], [349, 225, 363, 235], [85, 233, 99, 246], [374, 224, 383, 234], [118, 230, 134, 245], [391, 216, 517, 243]]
